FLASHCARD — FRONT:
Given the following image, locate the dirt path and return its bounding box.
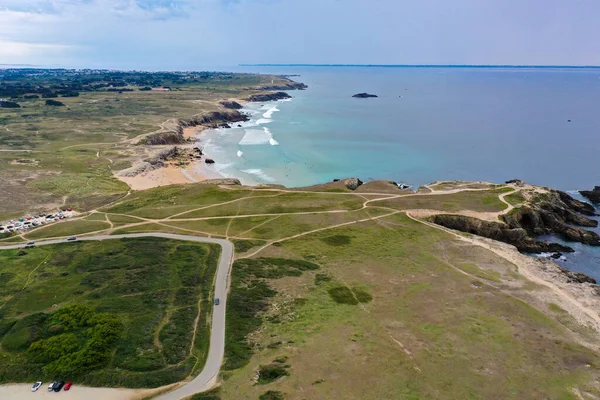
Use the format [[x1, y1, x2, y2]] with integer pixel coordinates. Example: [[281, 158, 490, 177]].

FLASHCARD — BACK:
[[405, 212, 600, 333]]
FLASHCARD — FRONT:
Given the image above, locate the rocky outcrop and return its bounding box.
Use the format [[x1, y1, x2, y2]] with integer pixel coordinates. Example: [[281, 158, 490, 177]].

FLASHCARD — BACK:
[[138, 111, 249, 145], [559, 268, 597, 284], [220, 100, 243, 110], [505, 179, 525, 187], [246, 92, 292, 102], [344, 178, 363, 191], [118, 147, 186, 177], [205, 159, 215, 164], [352, 93, 378, 98], [258, 82, 307, 91], [501, 191, 599, 246], [431, 214, 573, 253], [431, 188, 600, 253], [556, 190, 596, 216], [180, 111, 249, 129], [580, 186, 600, 204]]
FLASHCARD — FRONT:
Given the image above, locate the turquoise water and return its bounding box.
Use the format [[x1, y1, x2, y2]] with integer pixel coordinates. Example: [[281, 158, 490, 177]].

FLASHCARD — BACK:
[[199, 66, 600, 278], [202, 66, 600, 190]]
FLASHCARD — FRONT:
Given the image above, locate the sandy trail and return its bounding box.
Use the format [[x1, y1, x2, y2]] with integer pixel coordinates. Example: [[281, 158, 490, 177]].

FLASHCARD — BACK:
[[406, 212, 600, 333]]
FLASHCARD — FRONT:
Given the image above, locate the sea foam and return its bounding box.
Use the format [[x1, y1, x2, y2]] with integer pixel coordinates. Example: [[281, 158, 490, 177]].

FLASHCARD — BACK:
[[239, 127, 279, 146], [242, 168, 276, 182], [263, 106, 280, 119], [237, 150, 244, 157]]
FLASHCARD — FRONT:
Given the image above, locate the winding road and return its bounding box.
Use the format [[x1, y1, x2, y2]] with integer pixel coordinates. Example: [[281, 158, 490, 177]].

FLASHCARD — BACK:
[[0, 233, 234, 400]]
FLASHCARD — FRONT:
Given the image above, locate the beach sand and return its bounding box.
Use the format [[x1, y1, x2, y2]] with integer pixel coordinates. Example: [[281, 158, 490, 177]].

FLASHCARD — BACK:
[[182, 126, 202, 140], [118, 163, 209, 190]]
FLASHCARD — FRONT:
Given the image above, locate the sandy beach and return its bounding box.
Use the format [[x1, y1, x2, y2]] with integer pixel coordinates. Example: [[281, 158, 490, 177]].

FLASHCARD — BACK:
[[118, 163, 211, 190]]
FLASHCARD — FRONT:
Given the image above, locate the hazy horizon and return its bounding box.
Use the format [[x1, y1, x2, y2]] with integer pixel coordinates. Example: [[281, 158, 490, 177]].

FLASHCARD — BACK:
[[2, 1, 600, 69]]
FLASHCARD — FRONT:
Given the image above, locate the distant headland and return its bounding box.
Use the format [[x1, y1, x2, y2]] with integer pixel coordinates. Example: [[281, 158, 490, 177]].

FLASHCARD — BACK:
[[240, 63, 600, 69]]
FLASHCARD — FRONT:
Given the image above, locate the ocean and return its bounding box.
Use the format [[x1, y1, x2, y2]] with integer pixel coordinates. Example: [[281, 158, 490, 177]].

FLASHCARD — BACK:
[[197, 66, 600, 279]]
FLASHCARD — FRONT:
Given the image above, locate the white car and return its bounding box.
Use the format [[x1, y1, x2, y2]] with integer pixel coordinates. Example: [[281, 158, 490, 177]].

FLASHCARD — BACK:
[[31, 381, 43, 392]]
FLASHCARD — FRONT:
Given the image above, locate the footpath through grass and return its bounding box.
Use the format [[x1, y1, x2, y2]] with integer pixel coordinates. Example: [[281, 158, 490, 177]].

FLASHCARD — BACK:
[[217, 213, 600, 400], [0, 238, 219, 388]]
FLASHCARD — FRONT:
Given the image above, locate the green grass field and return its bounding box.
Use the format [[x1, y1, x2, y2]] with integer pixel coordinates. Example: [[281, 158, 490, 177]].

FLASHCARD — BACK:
[[1, 179, 599, 398], [374, 188, 512, 213], [217, 213, 600, 400], [0, 238, 220, 388]]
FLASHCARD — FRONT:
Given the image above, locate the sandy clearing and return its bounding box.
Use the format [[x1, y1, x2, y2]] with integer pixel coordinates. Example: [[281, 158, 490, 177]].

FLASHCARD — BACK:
[[0, 384, 163, 400]]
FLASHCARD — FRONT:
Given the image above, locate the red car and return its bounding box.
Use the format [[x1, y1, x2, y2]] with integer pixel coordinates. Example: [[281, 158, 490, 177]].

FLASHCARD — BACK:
[[64, 382, 72, 391]]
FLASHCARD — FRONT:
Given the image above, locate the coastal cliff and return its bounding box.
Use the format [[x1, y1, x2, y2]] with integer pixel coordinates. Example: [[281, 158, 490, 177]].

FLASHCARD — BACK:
[[431, 187, 600, 253], [257, 82, 307, 91], [220, 100, 243, 110], [138, 110, 249, 145], [245, 92, 292, 102], [431, 214, 573, 253], [500, 190, 599, 245]]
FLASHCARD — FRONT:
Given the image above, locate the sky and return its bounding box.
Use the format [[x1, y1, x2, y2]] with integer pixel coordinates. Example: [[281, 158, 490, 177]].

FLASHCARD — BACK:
[[1, 0, 600, 69]]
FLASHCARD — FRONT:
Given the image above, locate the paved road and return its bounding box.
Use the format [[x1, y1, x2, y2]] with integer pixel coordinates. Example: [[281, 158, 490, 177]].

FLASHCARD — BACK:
[[0, 233, 234, 400]]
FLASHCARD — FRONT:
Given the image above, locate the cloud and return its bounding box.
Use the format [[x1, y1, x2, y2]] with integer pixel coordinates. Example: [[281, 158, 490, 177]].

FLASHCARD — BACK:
[[2, 0, 600, 69], [0, 39, 74, 64]]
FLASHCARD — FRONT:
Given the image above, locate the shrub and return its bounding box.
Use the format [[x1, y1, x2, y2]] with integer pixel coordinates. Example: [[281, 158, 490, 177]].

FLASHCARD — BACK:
[[320, 235, 351, 246], [352, 288, 373, 303], [233, 239, 265, 253], [190, 388, 221, 400], [0, 100, 21, 108], [45, 99, 65, 106], [259, 391, 286, 400], [328, 286, 372, 305], [257, 364, 290, 384], [2, 313, 48, 352], [328, 286, 358, 305], [315, 273, 332, 284]]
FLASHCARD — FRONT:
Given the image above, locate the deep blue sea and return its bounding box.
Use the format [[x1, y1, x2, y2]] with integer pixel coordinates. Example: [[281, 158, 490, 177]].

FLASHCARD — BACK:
[[199, 66, 600, 279]]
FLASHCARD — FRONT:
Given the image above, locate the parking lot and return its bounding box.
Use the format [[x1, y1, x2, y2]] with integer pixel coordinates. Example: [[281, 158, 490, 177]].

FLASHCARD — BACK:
[[0, 209, 76, 235]]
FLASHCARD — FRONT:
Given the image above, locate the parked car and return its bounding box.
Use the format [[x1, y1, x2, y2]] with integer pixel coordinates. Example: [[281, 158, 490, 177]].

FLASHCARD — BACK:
[[31, 381, 43, 392], [64, 382, 72, 391], [53, 381, 65, 392], [48, 381, 57, 391], [214, 298, 220, 306], [67, 236, 77, 241]]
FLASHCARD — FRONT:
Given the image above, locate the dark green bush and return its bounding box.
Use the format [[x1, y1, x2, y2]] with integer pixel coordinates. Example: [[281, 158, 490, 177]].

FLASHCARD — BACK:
[[45, 99, 65, 106], [233, 239, 265, 253], [257, 364, 289, 384], [328, 286, 372, 305], [259, 391, 286, 400], [315, 273, 332, 284], [328, 286, 358, 305], [320, 235, 351, 246], [0, 100, 20, 108], [190, 388, 221, 400]]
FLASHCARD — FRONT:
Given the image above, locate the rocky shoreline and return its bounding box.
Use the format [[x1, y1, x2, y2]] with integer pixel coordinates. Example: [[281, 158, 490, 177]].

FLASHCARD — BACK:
[[432, 184, 599, 253]]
